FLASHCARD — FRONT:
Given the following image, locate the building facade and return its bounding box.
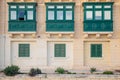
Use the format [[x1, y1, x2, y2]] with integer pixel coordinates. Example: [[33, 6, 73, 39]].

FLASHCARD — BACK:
[[0, 0, 120, 71]]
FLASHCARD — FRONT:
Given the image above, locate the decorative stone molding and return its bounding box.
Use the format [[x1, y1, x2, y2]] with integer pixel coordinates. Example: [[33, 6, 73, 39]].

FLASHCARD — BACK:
[[20, 34, 24, 38], [96, 34, 100, 38]]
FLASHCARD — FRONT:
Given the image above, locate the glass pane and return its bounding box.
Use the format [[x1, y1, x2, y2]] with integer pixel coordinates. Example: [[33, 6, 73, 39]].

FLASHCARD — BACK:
[[86, 6, 93, 9], [27, 5, 33, 8], [104, 5, 111, 8], [27, 11, 33, 20], [48, 11, 54, 20], [95, 11, 102, 20], [18, 10, 25, 20], [66, 5, 72, 9], [57, 11, 63, 20], [10, 6, 16, 8], [48, 6, 55, 9], [10, 11, 17, 20], [66, 11, 72, 20], [95, 5, 102, 8], [57, 5, 63, 9], [19, 5, 25, 8], [86, 11, 93, 20], [104, 11, 111, 20]]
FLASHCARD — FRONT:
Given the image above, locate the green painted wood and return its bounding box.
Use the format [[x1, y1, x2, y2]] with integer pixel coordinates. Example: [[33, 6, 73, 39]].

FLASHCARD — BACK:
[[91, 44, 102, 57], [19, 44, 30, 57], [46, 22, 74, 32], [9, 21, 36, 31], [84, 21, 113, 32], [46, 3, 75, 32], [83, 2, 113, 32], [54, 44, 66, 57], [8, 2, 36, 32]]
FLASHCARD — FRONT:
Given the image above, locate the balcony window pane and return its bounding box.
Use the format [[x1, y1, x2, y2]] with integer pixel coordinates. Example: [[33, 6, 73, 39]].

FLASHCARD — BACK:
[[66, 6, 72, 9], [18, 10, 26, 21], [10, 11, 17, 20], [27, 11, 33, 20], [10, 6, 16, 8], [57, 5, 63, 9], [95, 5, 102, 8], [57, 11, 63, 20], [86, 11, 93, 20], [66, 11, 72, 20], [104, 11, 111, 20], [48, 6, 55, 9], [48, 11, 54, 20], [86, 6, 93, 9], [95, 11, 102, 20], [27, 5, 33, 8], [104, 5, 111, 8], [19, 5, 25, 8]]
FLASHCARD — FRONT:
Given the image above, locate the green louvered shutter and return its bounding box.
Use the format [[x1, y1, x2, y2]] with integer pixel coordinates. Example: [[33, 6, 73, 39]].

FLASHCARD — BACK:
[[91, 44, 102, 57], [19, 44, 30, 57], [55, 44, 66, 57], [91, 44, 96, 57], [97, 44, 102, 57]]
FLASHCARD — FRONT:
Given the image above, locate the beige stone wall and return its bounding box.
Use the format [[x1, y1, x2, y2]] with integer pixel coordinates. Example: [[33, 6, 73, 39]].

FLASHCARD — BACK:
[[1, 0, 120, 70]]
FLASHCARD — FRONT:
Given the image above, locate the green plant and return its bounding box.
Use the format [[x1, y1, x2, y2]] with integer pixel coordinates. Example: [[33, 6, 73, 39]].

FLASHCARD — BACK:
[[29, 68, 42, 76], [103, 71, 113, 74], [55, 67, 65, 74], [29, 68, 37, 76], [90, 67, 96, 73], [36, 68, 42, 74], [4, 65, 20, 76]]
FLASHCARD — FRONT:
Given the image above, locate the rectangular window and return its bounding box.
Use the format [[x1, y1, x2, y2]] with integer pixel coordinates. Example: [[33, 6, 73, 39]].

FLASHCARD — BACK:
[[91, 44, 102, 57], [95, 11, 102, 20], [86, 5, 93, 9], [46, 4, 74, 21], [18, 10, 26, 21], [66, 11, 72, 20], [86, 11, 93, 20], [10, 11, 17, 20], [104, 11, 111, 20], [48, 11, 54, 20], [57, 11, 63, 20], [27, 11, 33, 20], [19, 44, 30, 57], [54, 44, 66, 57]]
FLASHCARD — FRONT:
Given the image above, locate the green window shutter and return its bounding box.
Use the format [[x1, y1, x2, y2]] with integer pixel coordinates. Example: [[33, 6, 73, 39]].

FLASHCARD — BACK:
[[97, 44, 102, 57], [19, 44, 30, 57], [91, 44, 102, 57], [54, 44, 66, 57], [91, 44, 96, 57]]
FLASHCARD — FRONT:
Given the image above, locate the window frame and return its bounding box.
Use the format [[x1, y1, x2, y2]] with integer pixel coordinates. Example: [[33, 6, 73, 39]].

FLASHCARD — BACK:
[[54, 44, 66, 57], [46, 3, 74, 22], [91, 44, 102, 58], [83, 2, 113, 21], [19, 44, 30, 57], [8, 3, 36, 21]]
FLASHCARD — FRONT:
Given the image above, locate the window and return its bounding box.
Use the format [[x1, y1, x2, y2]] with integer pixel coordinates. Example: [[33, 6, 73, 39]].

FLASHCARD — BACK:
[[86, 11, 93, 20], [9, 3, 36, 21], [57, 11, 63, 20], [48, 11, 54, 20], [54, 44, 66, 57], [104, 11, 111, 20], [84, 3, 113, 21], [91, 44, 102, 57], [47, 4, 74, 21], [10, 11, 17, 20], [95, 11, 102, 20], [19, 44, 30, 57]]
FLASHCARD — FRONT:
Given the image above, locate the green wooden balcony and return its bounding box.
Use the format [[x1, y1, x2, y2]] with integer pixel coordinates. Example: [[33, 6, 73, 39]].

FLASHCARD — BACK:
[[84, 21, 113, 32], [9, 21, 36, 32], [46, 22, 74, 32]]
